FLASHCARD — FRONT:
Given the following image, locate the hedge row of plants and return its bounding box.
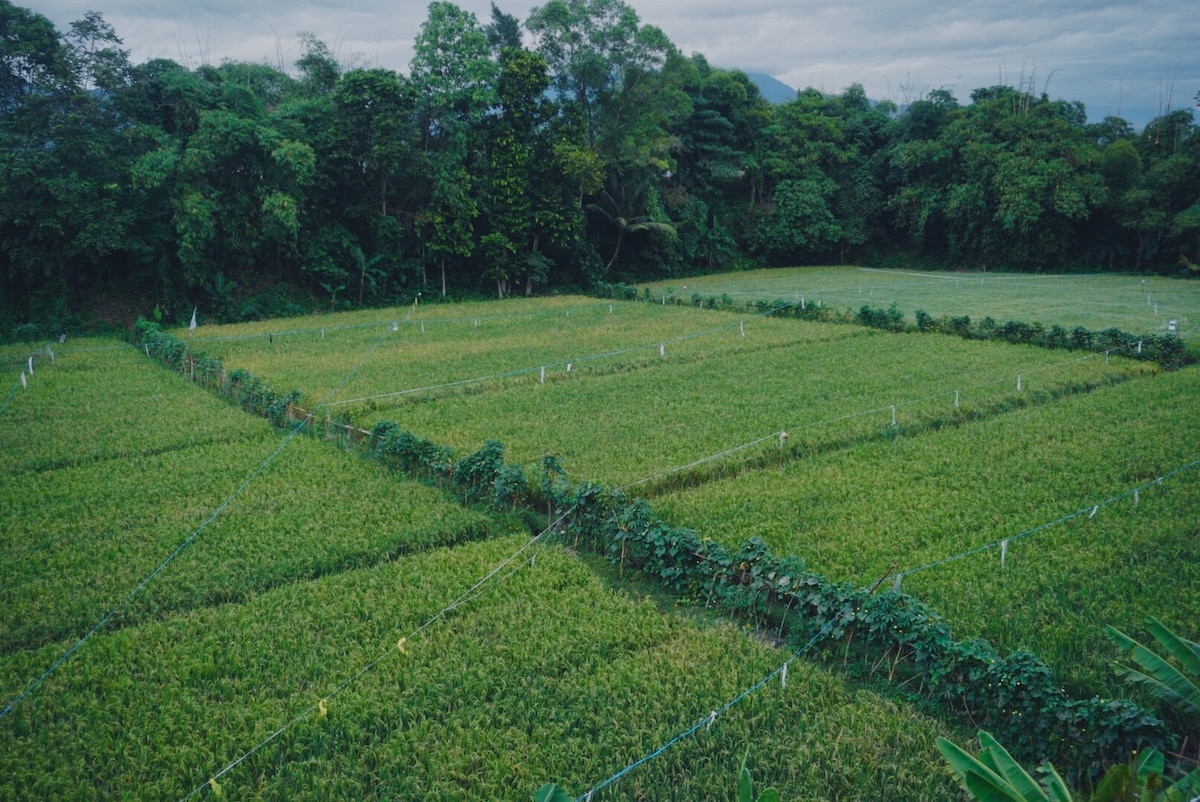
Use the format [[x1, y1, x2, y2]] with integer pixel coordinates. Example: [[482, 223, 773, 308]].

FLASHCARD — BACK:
[[131, 316, 1175, 783], [132, 319, 300, 426], [591, 283, 1188, 368], [361, 422, 1170, 780]]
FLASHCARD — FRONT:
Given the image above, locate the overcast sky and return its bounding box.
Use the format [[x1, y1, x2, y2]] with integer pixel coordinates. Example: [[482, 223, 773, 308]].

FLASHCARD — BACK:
[[33, 0, 1200, 128]]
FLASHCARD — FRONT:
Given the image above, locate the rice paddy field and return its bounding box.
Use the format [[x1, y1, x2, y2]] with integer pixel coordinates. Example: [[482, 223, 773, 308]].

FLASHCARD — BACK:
[[2, 266, 1198, 800], [641, 266, 1199, 340]]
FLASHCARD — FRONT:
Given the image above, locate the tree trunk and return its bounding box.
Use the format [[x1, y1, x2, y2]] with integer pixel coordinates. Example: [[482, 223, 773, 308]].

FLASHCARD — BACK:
[[605, 229, 625, 274]]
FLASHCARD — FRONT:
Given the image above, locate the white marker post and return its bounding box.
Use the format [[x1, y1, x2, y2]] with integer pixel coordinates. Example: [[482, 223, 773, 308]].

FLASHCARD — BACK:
[[540, 366, 545, 383]]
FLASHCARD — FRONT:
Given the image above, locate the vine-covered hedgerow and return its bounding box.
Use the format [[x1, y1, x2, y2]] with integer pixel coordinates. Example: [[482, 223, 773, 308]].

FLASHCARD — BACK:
[[130, 316, 1173, 781], [365, 419, 1171, 777], [131, 319, 300, 425]]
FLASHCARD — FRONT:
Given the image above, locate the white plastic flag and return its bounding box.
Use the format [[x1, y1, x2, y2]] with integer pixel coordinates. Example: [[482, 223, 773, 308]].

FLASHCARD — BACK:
[[189, 307, 197, 331], [27, 356, 33, 375], [781, 662, 788, 690], [20, 371, 27, 389], [1000, 539, 1009, 570], [659, 343, 665, 357]]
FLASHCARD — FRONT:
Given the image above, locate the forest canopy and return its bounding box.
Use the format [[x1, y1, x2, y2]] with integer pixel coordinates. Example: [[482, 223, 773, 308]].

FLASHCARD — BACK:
[[1, 0, 1197, 331]]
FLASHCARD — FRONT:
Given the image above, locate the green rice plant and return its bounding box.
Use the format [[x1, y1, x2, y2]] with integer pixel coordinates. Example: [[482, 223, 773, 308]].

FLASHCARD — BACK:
[[655, 367, 1200, 698], [0, 340, 267, 475], [641, 267, 1200, 340], [0, 537, 967, 801], [0, 431, 493, 656], [193, 297, 840, 409], [353, 328, 1150, 488]]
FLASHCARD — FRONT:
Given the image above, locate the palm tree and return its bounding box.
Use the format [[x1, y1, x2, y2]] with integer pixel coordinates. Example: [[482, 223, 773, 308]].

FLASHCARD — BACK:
[[586, 175, 675, 274]]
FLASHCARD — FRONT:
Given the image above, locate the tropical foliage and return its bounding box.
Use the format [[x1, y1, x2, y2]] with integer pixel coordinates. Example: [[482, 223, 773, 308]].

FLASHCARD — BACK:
[[1, 0, 1198, 336]]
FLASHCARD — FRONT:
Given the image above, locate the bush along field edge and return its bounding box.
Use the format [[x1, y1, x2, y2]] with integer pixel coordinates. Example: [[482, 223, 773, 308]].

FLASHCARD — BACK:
[[128, 317, 1185, 785], [592, 282, 1191, 368]]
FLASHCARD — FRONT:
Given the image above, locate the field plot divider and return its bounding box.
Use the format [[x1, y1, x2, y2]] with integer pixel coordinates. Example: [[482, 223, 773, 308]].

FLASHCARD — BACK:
[[181, 514, 567, 801], [892, 455, 1200, 587], [0, 331, 391, 722]]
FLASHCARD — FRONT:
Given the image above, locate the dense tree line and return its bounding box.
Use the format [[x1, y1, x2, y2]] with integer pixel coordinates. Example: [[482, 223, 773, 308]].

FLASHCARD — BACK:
[[1, 0, 1198, 329]]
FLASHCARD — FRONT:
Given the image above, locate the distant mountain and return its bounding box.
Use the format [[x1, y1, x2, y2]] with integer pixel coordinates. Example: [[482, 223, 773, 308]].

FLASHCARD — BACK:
[[745, 72, 797, 104]]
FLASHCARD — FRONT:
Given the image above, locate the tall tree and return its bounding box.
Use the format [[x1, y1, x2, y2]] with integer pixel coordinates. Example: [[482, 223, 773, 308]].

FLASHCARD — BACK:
[[887, 86, 1105, 270], [410, 2, 497, 294]]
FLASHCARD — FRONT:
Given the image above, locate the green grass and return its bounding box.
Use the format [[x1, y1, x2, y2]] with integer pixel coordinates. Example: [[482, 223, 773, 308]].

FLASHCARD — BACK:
[[655, 366, 1200, 697], [641, 266, 1200, 339], [0, 537, 965, 801]]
